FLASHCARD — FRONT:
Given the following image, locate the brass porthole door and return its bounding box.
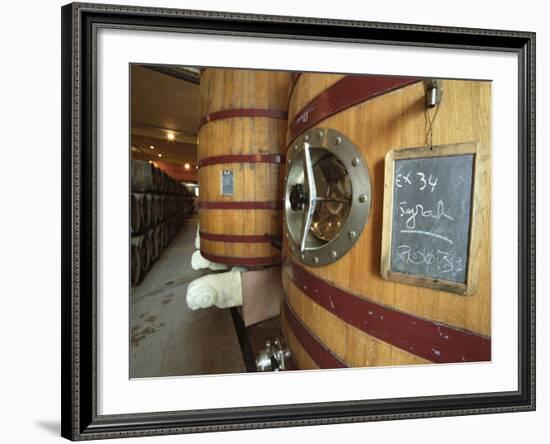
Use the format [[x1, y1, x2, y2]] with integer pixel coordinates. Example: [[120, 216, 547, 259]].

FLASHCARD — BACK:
[[285, 128, 372, 267]]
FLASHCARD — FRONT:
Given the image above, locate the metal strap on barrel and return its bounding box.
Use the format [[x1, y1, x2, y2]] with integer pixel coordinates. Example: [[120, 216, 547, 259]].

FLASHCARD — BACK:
[[283, 299, 349, 369], [283, 258, 491, 364], [198, 154, 284, 168], [198, 201, 283, 210], [199, 108, 288, 129], [288, 72, 302, 99], [200, 250, 281, 266], [288, 75, 422, 144], [199, 231, 279, 243]]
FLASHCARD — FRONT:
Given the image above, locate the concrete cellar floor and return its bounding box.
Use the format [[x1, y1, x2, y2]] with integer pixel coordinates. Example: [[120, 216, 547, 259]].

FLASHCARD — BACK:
[[130, 216, 246, 378]]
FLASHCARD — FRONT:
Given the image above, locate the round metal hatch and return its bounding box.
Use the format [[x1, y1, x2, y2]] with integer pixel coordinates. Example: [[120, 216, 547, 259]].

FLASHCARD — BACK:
[[285, 128, 372, 267]]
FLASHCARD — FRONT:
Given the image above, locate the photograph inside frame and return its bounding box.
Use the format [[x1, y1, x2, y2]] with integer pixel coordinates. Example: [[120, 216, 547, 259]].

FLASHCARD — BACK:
[[129, 65, 491, 378]]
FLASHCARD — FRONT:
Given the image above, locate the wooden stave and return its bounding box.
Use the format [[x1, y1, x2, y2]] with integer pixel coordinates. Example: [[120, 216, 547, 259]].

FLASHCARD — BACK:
[[281, 74, 492, 369], [198, 69, 290, 266], [280, 304, 319, 370], [199, 69, 290, 117]]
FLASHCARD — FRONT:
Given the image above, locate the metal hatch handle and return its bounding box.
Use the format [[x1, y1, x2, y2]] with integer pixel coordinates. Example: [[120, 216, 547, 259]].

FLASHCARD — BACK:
[[300, 142, 317, 253], [285, 127, 370, 267]]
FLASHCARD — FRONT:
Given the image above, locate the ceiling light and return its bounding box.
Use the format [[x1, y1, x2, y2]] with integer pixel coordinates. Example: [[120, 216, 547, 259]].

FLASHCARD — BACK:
[[184, 163, 190, 170], [166, 132, 175, 141], [157, 153, 162, 158], [149, 145, 155, 150]]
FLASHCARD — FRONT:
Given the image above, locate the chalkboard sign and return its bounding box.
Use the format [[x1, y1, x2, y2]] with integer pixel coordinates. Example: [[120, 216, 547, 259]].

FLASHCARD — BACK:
[[381, 143, 480, 294]]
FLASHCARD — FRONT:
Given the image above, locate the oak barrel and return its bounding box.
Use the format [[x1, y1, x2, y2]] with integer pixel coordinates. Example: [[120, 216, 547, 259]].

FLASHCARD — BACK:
[[130, 193, 142, 234], [147, 228, 159, 262], [131, 239, 142, 286], [197, 68, 290, 266], [132, 234, 150, 275], [142, 194, 153, 230], [131, 159, 156, 192], [281, 74, 492, 369]]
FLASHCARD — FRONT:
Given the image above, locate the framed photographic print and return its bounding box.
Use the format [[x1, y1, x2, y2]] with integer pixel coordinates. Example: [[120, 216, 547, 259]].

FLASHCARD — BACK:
[[61, 2, 535, 440]]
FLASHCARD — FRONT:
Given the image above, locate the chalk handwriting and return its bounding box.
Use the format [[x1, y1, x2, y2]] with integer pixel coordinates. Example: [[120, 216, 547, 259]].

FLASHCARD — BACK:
[[399, 229, 453, 245], [398, 200, 454, 230], [395, 171, 439, 192], [396, 245, 464, 276], [395, 171, 412, 188]]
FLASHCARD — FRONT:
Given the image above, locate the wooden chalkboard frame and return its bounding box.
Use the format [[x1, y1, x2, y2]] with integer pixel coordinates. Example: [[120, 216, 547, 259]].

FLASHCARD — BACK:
[[381, 142, 486, 295]]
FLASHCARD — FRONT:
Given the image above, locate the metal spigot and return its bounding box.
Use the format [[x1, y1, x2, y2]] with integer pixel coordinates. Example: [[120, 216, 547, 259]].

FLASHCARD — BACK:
[[255, 337, 291, 371]]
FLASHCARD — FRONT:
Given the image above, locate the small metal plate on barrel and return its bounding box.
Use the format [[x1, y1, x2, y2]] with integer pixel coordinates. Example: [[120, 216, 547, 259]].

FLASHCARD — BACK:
[[221, 170, 234, 195]]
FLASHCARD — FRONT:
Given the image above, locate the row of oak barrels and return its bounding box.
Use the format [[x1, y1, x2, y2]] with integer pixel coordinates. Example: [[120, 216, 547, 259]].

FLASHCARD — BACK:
[[132, 159, 190, 195], [197, 68, 491, 370], [131, 159, 194, 285], [131, 193, 194, 234], [131, 213, 186, 286]]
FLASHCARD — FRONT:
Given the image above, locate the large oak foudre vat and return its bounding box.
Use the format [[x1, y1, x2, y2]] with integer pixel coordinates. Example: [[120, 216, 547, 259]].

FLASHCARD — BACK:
[[198, 68, 290, 267], [281, 73, 492, 369]]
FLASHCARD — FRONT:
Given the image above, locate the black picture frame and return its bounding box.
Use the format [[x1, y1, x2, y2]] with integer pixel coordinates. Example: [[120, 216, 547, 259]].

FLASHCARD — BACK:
[[61, 2, 536, 440]]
